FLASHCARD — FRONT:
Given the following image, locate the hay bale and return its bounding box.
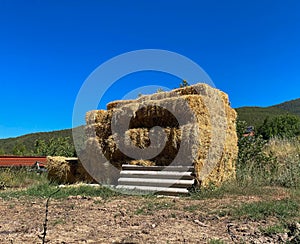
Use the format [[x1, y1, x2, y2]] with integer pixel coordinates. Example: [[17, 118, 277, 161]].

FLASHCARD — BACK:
[[101, 127, 182, 165], [46, 156, 95, 184], [129, 160, 156, 166], [83, 83, 238, 187], [85, 110, 112, 125]]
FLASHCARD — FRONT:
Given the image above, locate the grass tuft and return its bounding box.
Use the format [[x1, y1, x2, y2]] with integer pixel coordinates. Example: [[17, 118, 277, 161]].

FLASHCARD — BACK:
[[259, 224, 286, 236], [134, 200, 176, 215]]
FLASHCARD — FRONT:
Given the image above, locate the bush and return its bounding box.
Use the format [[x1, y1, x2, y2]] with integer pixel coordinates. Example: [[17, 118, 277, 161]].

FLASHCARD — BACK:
[[34, 137, 76, 157], [237, 134, 277, 186], [236, 121, 300, 188], [258, 114, 300, 140]]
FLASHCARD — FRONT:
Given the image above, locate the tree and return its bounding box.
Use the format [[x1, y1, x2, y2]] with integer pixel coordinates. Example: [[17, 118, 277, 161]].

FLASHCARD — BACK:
[[34, 139, 48, 156], [236, 120, 248, 139], [258, 114, 300, 140], [0, 148, 5, 155], [13, 142, 28, 156], [236, 120, 277, 186], [34, 137, 76, 157]]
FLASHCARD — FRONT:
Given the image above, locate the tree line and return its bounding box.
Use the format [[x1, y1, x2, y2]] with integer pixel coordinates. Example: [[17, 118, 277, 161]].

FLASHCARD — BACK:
[[238, 114, 300, 140], [0, 137, 76, 157]]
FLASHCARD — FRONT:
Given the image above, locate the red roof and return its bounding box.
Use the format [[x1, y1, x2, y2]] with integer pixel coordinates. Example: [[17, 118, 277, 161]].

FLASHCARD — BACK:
[[0, 156, 47, 167]]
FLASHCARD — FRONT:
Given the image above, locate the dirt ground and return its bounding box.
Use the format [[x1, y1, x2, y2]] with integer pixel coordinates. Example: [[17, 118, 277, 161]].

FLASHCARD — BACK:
[[0, 189, 295, 244]]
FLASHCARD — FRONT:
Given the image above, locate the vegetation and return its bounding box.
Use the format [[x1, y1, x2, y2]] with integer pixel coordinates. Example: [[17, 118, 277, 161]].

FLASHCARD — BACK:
[[258, 114, 300, 140], [235, 98, 300, 130], [34, 137, 76, 157], [12, 142, 27, 156], [226, 199, 299, 221], [235, 120, 300, 188], [0, 128, 73, 155], [0, 92, 299, 156], [134, 200, 176, 215], [0, 170, 119, 200], [0, 167, 48, 189], [1, 89, 299, 243], [235, 106, 293, 129], [0, 92, 299, 191], [263, 137, 300, 187], [208, 239, 225, 244], [259, 224, 287, 236], [0, 126, 86, 156], [272, 98, 300, 116]]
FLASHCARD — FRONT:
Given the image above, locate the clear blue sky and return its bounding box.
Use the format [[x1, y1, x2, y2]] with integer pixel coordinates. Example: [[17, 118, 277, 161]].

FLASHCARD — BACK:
[[0, 0, 299, 139]]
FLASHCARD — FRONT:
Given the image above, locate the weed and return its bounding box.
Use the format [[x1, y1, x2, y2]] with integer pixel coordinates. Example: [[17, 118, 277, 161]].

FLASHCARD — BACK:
[[259, 224, 286, 236], [183, 204, 200, 212], [208, 239, 226, 244], [8, 203, 15, 209], [51, 218, 66, 226], [0, 168, 48, 188], [134, 200, 176, 215]]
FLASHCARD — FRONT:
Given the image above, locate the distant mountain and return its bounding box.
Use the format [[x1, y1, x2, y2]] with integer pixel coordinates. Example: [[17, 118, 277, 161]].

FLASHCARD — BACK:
[[272, 98, 300, 116], [236, 98, 300, 129]]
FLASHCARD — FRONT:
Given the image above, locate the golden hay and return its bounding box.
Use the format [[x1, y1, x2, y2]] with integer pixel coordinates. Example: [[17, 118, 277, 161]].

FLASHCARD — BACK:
[[83, 83, 238, 187], [85, 110, 112, 125], [46, 156, 95, 184], [129, 160, 156, 166]]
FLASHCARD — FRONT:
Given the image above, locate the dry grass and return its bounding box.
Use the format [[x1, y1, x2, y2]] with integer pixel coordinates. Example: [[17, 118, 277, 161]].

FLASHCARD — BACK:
[[263, 137, 300, 187], [0, 167, 48, 189], [264, 137, 300, 163]]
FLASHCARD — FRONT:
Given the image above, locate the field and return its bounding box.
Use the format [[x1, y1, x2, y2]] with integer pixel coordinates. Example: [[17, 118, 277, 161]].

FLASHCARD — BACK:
[[0, 173, 299, 243], [0, 136, 300, 243]]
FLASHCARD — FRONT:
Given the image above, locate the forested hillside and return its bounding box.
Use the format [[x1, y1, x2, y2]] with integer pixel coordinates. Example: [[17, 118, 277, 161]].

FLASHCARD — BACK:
[[0, 129, 72, 155], [235, 98, 300, 128]]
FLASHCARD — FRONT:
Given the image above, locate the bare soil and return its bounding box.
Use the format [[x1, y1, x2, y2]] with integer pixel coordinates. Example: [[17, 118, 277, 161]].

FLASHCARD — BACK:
[[0, 190, 293, 244]]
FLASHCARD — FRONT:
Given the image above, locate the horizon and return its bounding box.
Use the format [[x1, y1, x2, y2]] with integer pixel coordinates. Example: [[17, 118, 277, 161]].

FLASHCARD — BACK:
[[1, 1, 300, 139], [1, 93, 299, 140]]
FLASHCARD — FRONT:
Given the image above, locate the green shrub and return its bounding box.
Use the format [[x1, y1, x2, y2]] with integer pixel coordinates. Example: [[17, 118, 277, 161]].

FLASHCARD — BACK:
[[236, 133, 277, 186], [258, 114, 300, 140]]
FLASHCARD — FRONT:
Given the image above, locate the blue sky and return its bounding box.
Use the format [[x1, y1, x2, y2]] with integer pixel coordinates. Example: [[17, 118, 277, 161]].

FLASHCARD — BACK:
[[0, 0, 299, 139]]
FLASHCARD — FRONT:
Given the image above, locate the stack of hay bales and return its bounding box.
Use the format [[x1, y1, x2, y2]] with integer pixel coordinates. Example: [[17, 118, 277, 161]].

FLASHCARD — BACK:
[[46, 156, 95, 184], [84, 83, 238, 187]]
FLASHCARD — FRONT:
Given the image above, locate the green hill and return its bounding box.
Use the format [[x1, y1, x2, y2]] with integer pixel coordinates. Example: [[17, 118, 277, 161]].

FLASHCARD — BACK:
[[235, 106, 293, 129], [272, 98, 300, 116], [0, 128, 73, 155], [236, 98, 300, 129]]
